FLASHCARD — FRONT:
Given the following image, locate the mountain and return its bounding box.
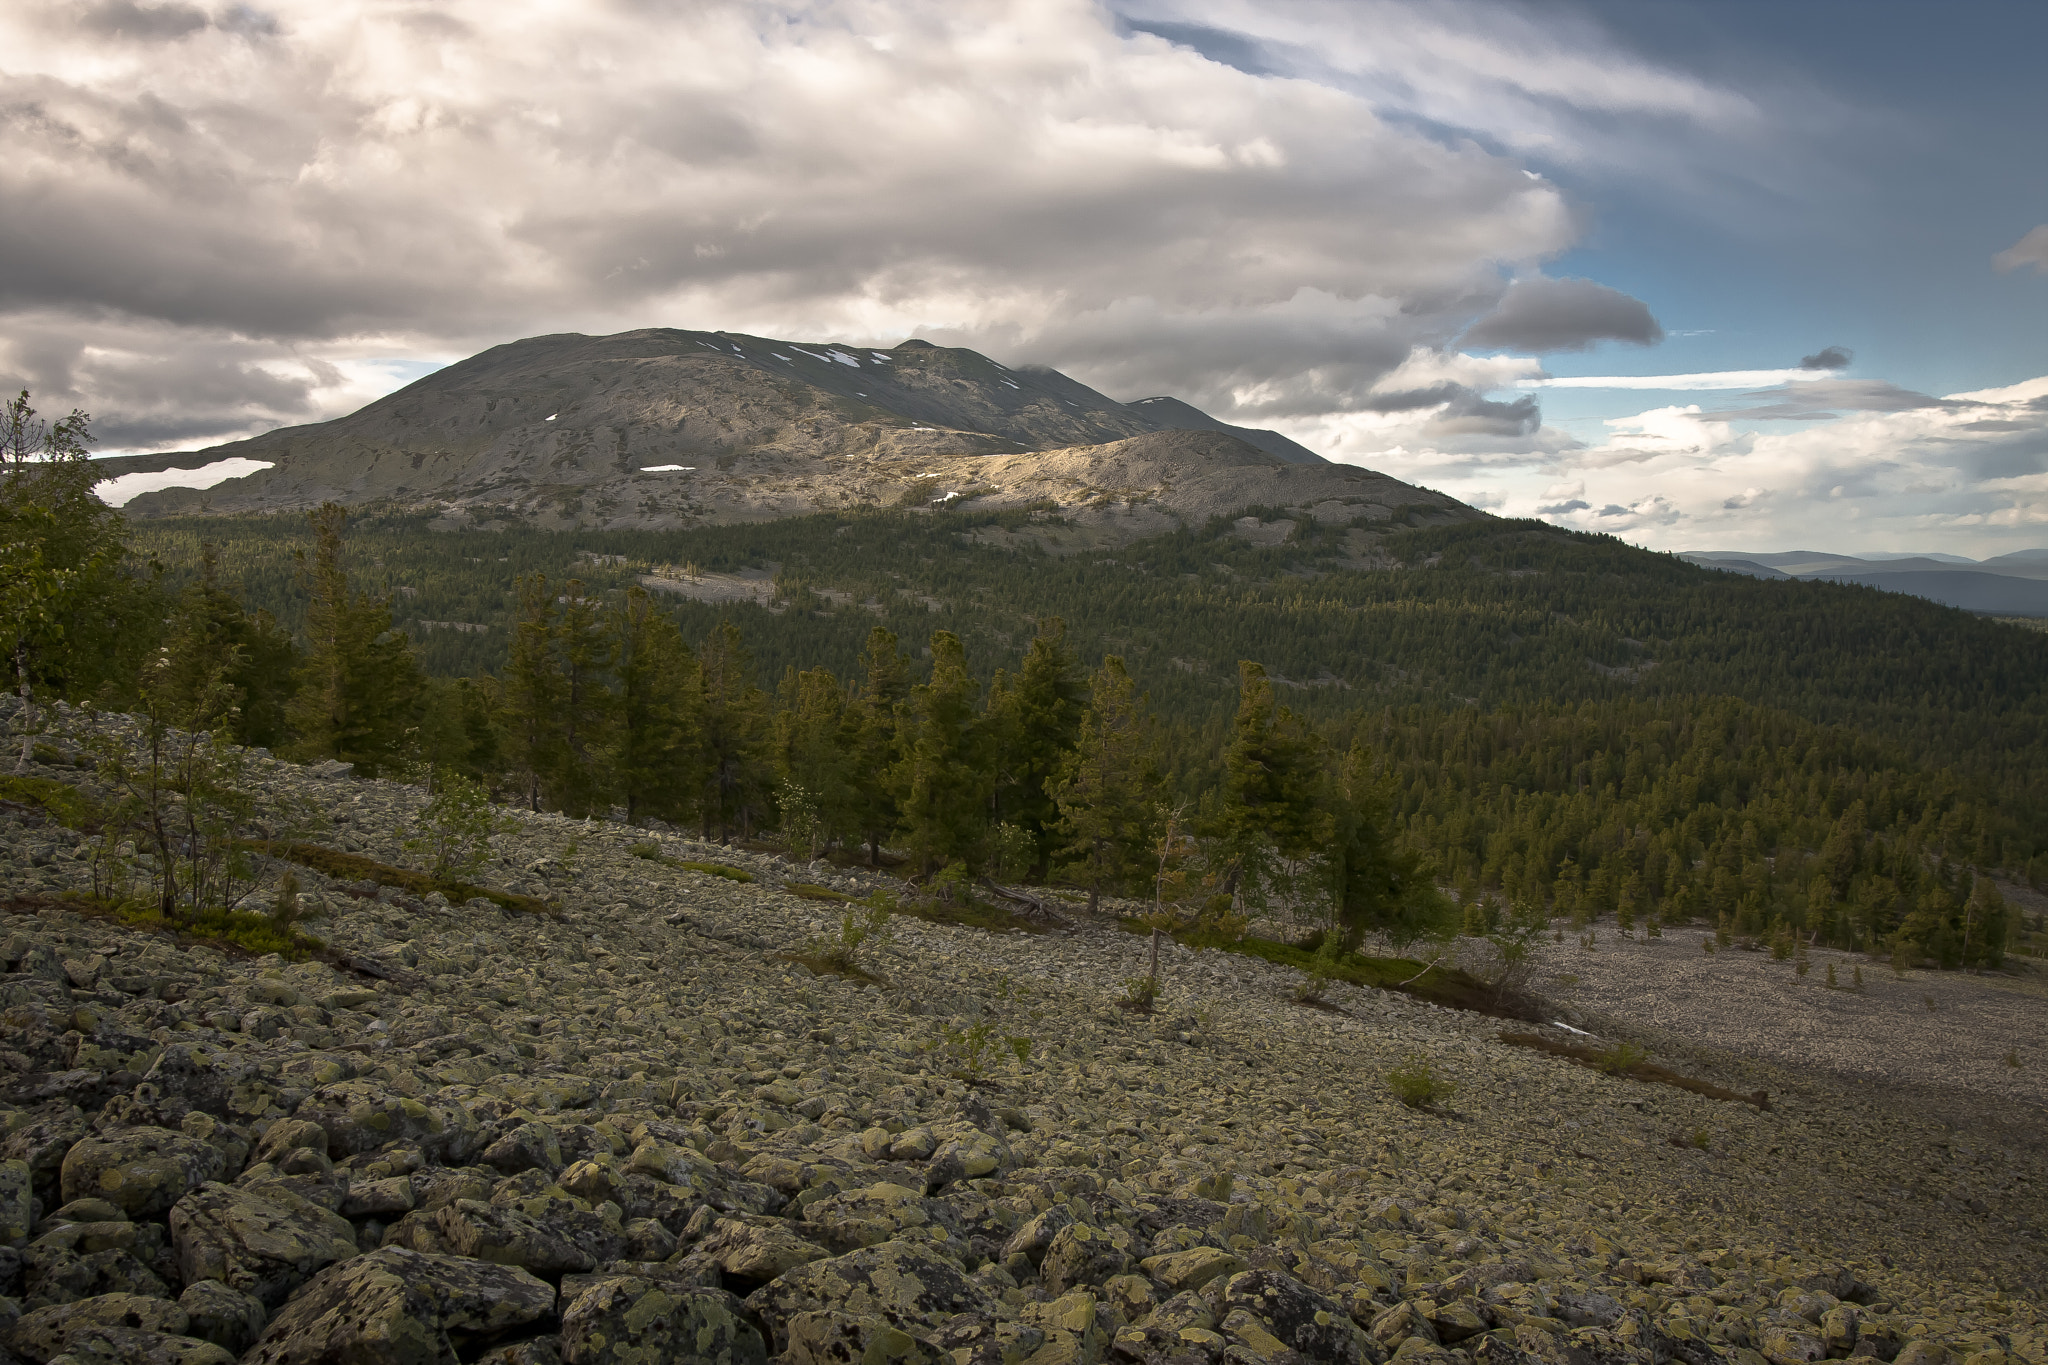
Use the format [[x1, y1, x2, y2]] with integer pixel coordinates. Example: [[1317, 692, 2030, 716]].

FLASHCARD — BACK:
[[1122, 395, 1327, 464], [1683, 547, 2048, 615], [99, 329, 1466, 540]]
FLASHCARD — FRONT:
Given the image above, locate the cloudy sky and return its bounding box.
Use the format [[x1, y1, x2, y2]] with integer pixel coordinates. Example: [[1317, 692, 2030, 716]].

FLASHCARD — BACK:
[[6, 0, 2045, 553]]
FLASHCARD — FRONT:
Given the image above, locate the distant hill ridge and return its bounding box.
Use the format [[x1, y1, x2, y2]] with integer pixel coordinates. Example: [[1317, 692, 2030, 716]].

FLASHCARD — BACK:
[[99, 328, 1466, 540], [1684, 547, 2048, 616]]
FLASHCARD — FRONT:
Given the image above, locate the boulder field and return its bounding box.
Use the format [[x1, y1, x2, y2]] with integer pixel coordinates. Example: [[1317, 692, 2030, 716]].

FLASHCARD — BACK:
[[1, 722, 2043, 1365]]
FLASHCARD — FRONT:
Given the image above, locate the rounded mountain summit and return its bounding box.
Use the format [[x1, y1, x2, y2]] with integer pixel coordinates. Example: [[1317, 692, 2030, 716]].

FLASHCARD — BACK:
[[103, 329, 1477, 540]]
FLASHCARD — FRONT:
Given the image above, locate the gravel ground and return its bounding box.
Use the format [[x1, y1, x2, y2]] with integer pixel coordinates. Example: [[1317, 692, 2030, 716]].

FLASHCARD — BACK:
[[1526, 925, 2048, 1110], [3, 706, 2046, 1363]]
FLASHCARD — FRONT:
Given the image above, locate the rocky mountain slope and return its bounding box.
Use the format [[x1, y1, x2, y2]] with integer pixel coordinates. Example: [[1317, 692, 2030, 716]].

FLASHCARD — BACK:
[[1, 704, 2043, 1365], [99, 331, 1471, 541]]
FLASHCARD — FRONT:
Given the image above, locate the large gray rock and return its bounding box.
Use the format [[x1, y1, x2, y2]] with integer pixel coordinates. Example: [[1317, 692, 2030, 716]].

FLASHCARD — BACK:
[[291, 1083, 478, 1163], [782, 1310, 948, 1365], [559, 1276, 765, 1365], [11, 1291, 188, 1361], [19, 1241, 170, 1308], [696, 1216, 832, 1280], [59, 1128, 225, 1219], [1000, 1204, 1076, 1265], [177, 1279, 268, 1355], [170, 1181, 358, 1308], [242, 1247, 556, 1365], [1216, 1269, 1377, 1365], [745, 1240, 1003, 1353], [431, 1198, 624, 1275], [1, 1158, 33, 1245], [1041, 1223, 1132, 1296], [31, 1323, 234, 1365], [802, 1184, 938, 1254]]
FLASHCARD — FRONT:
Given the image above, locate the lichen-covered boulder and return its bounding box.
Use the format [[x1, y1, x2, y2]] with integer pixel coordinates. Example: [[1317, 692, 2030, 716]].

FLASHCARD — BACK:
[[12, 1291, 189, 1360], [1000, 1204, 1076, 1266], [178, 1279, 268, 1355], [558, 1275, 765, 1365], [241, 1246, 556, 1365], [291, 1082, 478, 1163], [782, 1310, 948, 1365], [19, 1241, 170, 1308], [745, 1241, 1003, 1353], [697, 1215, 832, 1280], [170, 1181, 358, 1308], [1215, 1270, 1374, 1365], [802, 1184, 935, 1253], [32, 1322, 235, 1365], [482, 1122, 563, 1175], [432, 1198, 625, 1275], [1141, 1249, 1247, 1296], [1041, 1223, 1132, 1296], [1, 1157, 34, 1245], [59, 1128, 225, 1218]]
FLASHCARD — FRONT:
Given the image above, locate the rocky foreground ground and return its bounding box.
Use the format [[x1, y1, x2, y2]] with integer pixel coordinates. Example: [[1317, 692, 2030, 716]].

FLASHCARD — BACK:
[[2, 721, 2045, 1365]]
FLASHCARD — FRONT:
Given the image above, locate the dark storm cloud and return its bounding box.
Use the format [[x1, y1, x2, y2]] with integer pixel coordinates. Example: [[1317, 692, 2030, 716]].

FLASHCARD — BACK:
[[1536, 498, 1591, 515], [1800, 346, 1852, 370], [1461, 276, 1664, 353]]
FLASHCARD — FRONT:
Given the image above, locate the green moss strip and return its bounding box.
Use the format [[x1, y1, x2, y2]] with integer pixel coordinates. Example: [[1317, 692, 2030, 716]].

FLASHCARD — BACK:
[[627, 843, 756, 882], [784, 881, 853, 902], [25, 892, 323, 963], [251, 841, 554, 917], [1138, 922, 1519, 1016], [1497, 1031, 1770, 1110]]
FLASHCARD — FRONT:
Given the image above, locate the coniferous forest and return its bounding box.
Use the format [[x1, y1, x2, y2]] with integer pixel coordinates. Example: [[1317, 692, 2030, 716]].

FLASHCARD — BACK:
[[8, 392, 2046, 973]]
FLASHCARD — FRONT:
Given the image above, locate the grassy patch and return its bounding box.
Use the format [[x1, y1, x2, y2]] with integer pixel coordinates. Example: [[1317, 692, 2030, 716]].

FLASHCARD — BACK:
[[628, 842, 756, 883], [780, 950, 881, 983], [897, 895, 1043, 934], [785, 881, 854, 902], [1141, 923, 1528, 1018], [677, 859, 754, 883], [1497, 1031, 1771, 1110], [0, 775, 99, 830], [251, 841, 555, 917], [30, 891, 324, 961], [1385, 1052, 1455, 1110]]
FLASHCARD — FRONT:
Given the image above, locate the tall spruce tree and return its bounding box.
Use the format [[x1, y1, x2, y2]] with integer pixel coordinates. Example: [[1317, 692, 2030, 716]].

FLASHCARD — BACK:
[[987, 616, 1086, 872], [1325, 740, 1448, 949], [773, 665, 856, 852], [502, 574, 566, 811], [697, 620, 771, 840], [893, 630, 992, 875], [548, 579, 617, 817], [157, 543, 300, 750], [1048, 654, 1157, 913], [285, 504, 424, 777], [849, 626, 912, 865], [614, 585, 703, 826], [1216, 660, 1328, 913]]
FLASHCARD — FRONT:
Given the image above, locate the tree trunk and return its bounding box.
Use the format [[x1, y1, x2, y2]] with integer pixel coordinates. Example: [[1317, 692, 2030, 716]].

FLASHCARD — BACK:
[[13, 639, 31, 775]]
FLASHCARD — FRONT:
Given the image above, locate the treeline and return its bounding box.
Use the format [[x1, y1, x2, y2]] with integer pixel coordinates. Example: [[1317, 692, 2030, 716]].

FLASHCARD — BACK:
[[267, 542, 1445, 941], [129, 504, 2048, 873], [1355, 699, 2016, 969]]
